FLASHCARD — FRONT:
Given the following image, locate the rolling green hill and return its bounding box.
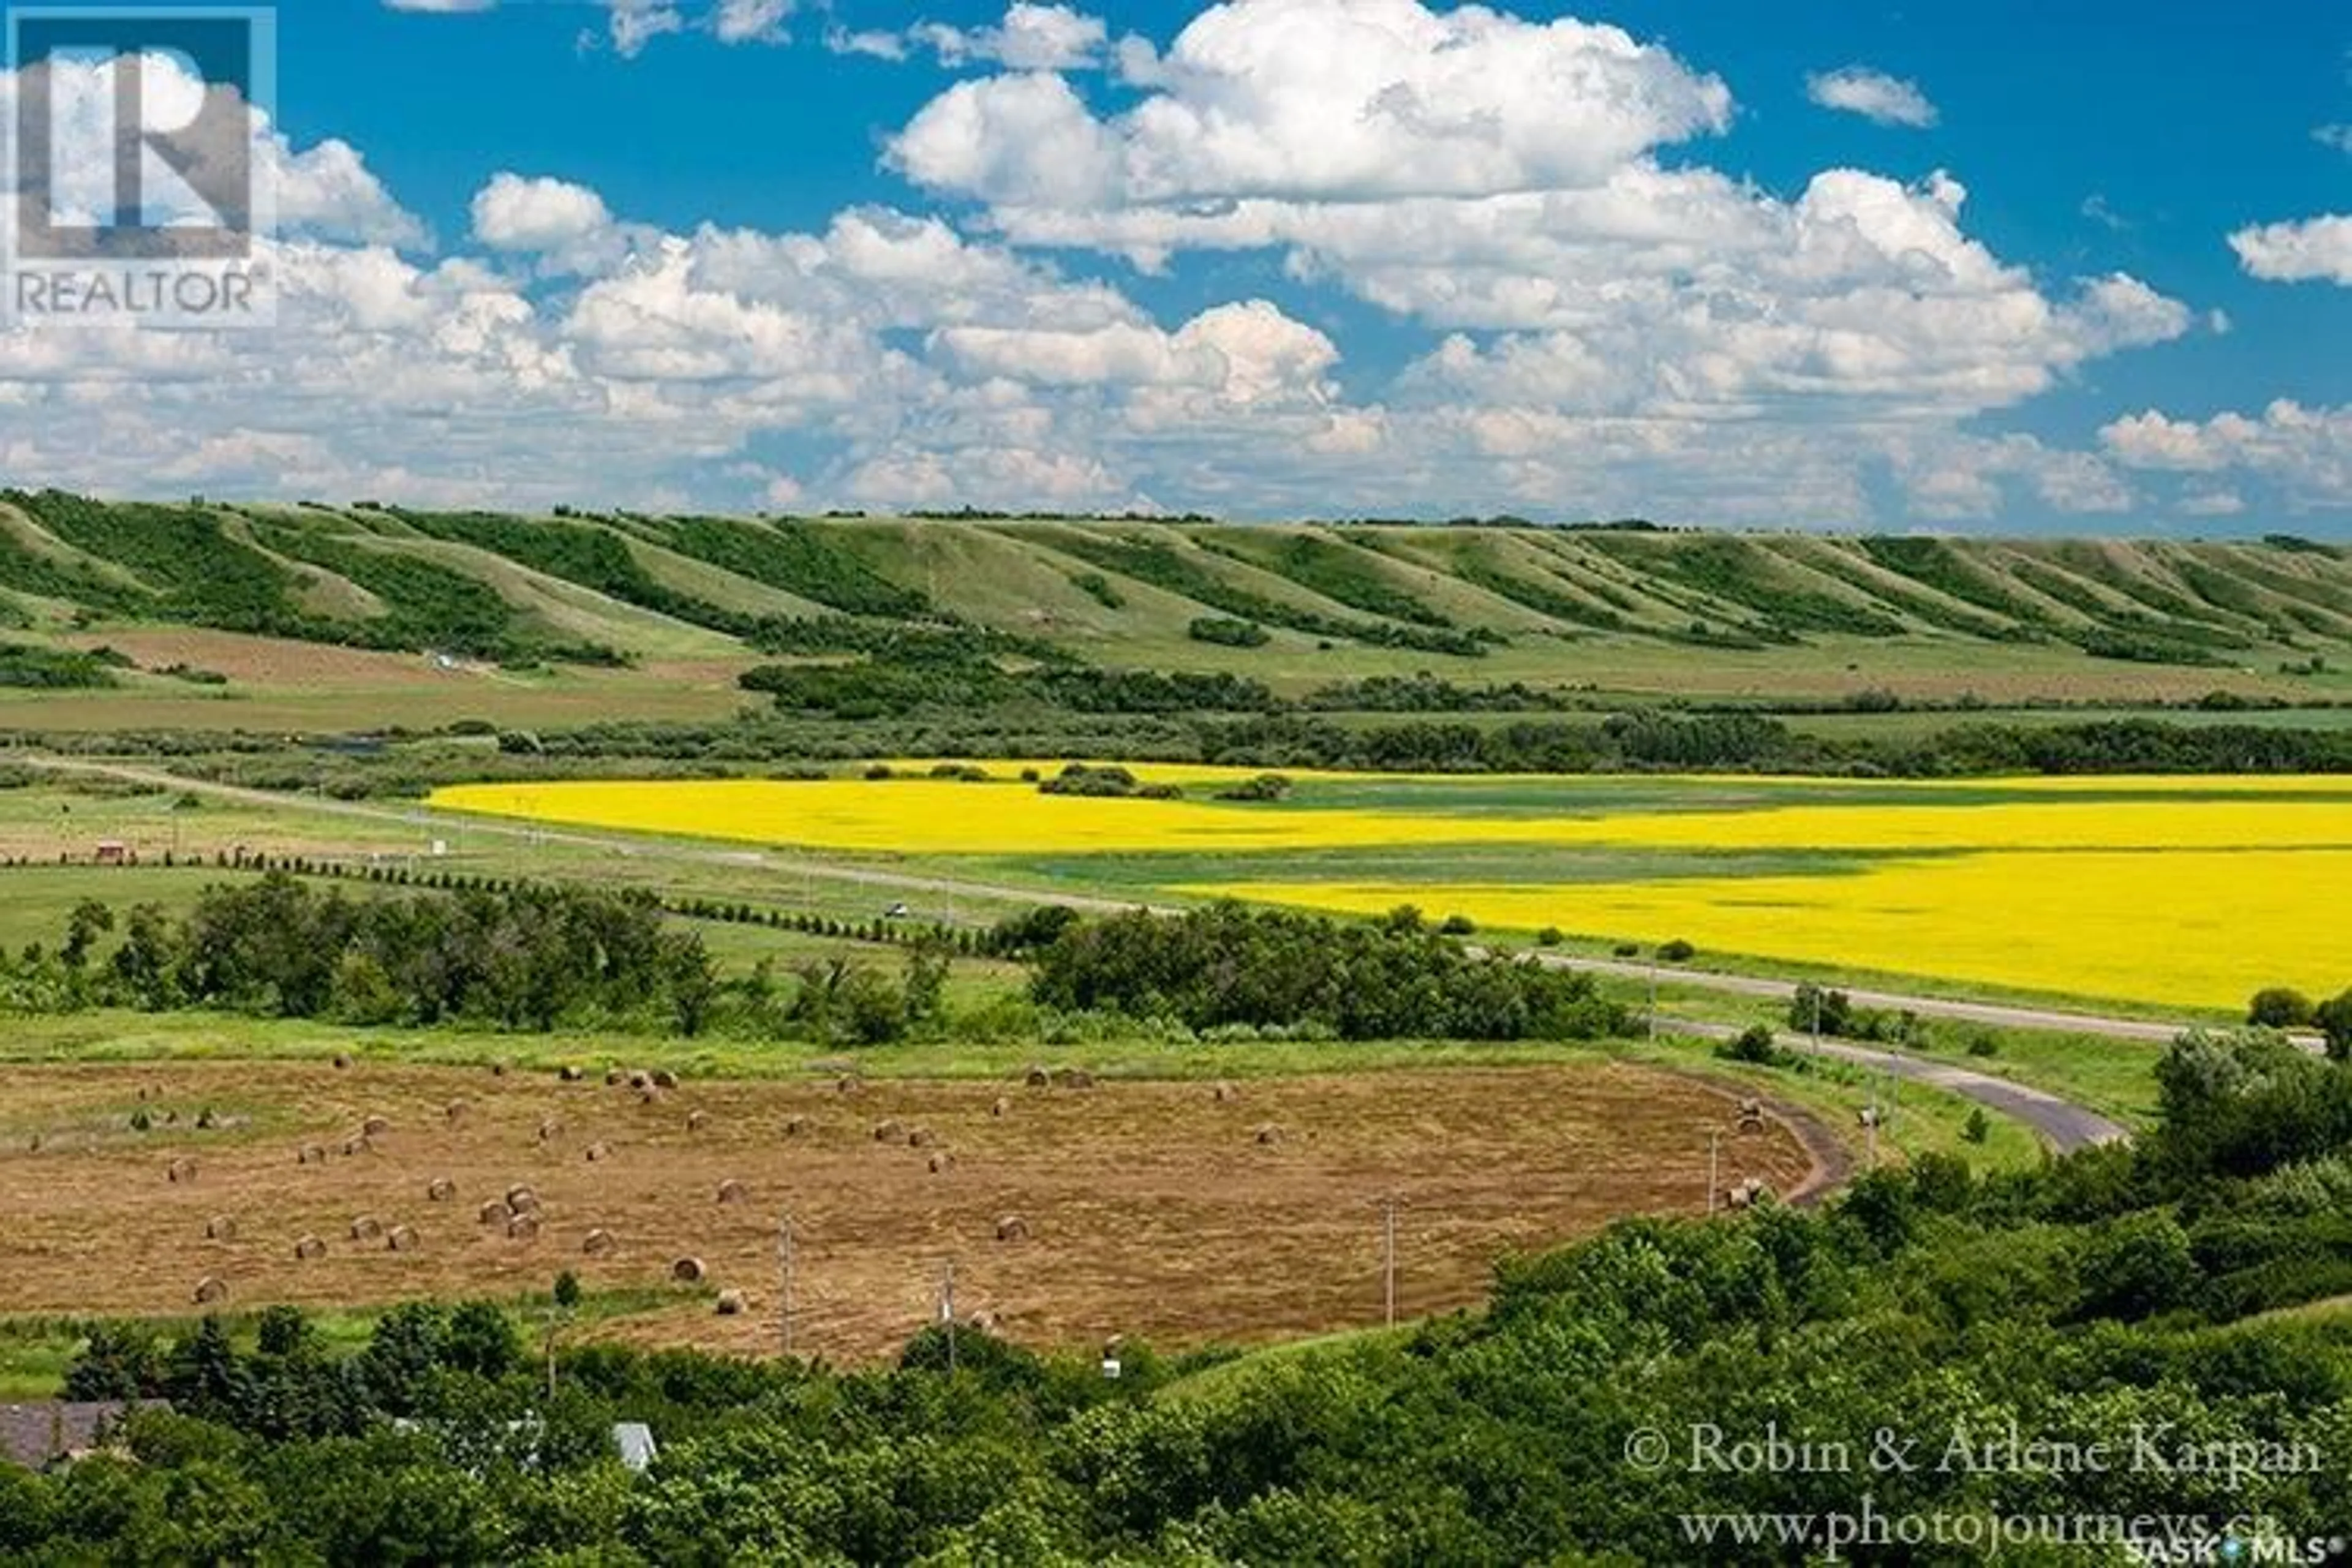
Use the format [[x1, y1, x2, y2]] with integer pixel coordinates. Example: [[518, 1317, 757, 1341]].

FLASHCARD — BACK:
[[1, 490, 2347, 714]]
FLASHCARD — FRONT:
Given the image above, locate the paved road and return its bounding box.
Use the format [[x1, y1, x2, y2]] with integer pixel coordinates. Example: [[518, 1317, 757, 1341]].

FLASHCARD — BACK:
[[1659, 1017, 2129, 1153], [1533, 951, 2200, 1044], [1812, 1041, 2131, 1152], [21, 754, 2150, 1154]]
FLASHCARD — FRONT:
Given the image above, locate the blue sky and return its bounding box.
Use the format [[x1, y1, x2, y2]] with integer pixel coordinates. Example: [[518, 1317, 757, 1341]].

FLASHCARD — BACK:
[[5, 0, 2348, 529]]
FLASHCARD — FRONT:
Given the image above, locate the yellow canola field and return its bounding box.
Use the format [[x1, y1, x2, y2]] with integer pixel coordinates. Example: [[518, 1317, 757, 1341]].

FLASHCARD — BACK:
[[428, 773, 2352, 1008], [433, 777, 1487, 856], [1188, 851, 2352, 1011], [870, 760, 2352, 796], [429, 776, 2352, 858]]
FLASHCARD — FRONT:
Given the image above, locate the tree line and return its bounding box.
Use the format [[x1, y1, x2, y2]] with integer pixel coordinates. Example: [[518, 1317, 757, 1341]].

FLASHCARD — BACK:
[[1027, 902, 1627, 1042], [2, 875, 1635, 1050]]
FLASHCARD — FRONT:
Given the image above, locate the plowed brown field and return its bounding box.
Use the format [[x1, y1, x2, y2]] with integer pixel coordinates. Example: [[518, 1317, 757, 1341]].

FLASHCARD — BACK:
[[0, 1059, 1814, 1360]]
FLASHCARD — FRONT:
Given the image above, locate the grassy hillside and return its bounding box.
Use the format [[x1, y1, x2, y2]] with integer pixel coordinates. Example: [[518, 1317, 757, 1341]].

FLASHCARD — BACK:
[[0, 490, 2347, 724]]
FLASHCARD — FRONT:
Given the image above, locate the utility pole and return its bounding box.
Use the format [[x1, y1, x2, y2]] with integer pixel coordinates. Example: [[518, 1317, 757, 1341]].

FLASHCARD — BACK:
[[1647, 960, 1659, 1042], [1374, 1195, 1401, 1329], [1706, 1129, 1721, 1215], [941, 1258, 957, 1375], [1810, 986, 1823, 1056], [778, 1215, 795, 1358]]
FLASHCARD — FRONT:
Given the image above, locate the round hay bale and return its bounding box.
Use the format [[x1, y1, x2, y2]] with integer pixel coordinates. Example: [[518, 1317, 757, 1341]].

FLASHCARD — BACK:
[[995, 1215, 1029, 1243], [293, 1235, 326, 1261], [166, 1156, 196, 1185], [559, 1065, 585, 1083], [444, 1101, 466, 1125], [385, 1224, 418, 1253], [341, 1135, 375, 1158], [716, 1178, 747, 1205], [835, 1074, 862, 1096], [426, 1177, 456, 1202], [990, 1096, 1009, 1118], [1212, 1082, 1238, 1103], [581, 1227, 618, 1257], [906, 1126, 935, 1148], [969, 1310, 1000, 1335], [193, 1276, 228, 1305], [650, 1069, 678, 1090], [203, 1215, 236, 1242], [715, 1289, 745, 1317], [584, 1140, 612, 1163], [605, 1066, 625, 1087], [332, 1054, 352, 1071], [349, 1215, 383, 1242], [1023, 1065, 1050, 1088], [1054, 1068, 1095, 1090], [489, 1061, 508, 1077], [361, 1115, 391, 1138], [505, 1184, 539, 1212], [297, 1144, 326, 1166], [478, 1198, 511, 1226], [927, 1151, 954, 1174], [627, 1071, 650, 1091], [537, 1117, 560, 1144], [1251, 1123, 1284, 1147], [782, 1115, 812, 1137], [686, 1109, 708, 1133], [872, 1120, 903, 1143], [636, 1088, 658, 1106], [506, 1212, 540, 1240], [671, 1256, 706, 1284]]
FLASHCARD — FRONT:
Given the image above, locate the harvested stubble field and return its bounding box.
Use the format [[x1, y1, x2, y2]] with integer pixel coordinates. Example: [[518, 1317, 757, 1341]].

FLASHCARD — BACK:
[[0, 1058, 1813, 1361]]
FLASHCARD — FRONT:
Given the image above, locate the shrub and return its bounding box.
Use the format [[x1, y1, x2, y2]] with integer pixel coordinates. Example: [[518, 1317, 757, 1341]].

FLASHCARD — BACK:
[[2249, 987, 2318, 1030], [1188, 616, 1272, 649], [1962, 1108, 1990, 1144], [2320, 990, 2352, 1062], [1719, 1025, 1784, 1066], [1656, 939, 1696, 963], [1213, 774, 1293, 803], [1536, 928, 1565, 948]]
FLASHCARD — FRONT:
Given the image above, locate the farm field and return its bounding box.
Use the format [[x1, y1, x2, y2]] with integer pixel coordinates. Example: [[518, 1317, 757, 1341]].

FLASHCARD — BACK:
[[0, 1057, 1815, 1363], [432, 767, 2352, 1012]]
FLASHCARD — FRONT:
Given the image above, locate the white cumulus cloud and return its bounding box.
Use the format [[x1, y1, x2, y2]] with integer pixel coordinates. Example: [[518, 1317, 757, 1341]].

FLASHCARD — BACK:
[[892, 0, 1733, 207], [1805, 66, 1939, 129], [2229, 214, 2352, 285], [2103, 401, 2352, 510]]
